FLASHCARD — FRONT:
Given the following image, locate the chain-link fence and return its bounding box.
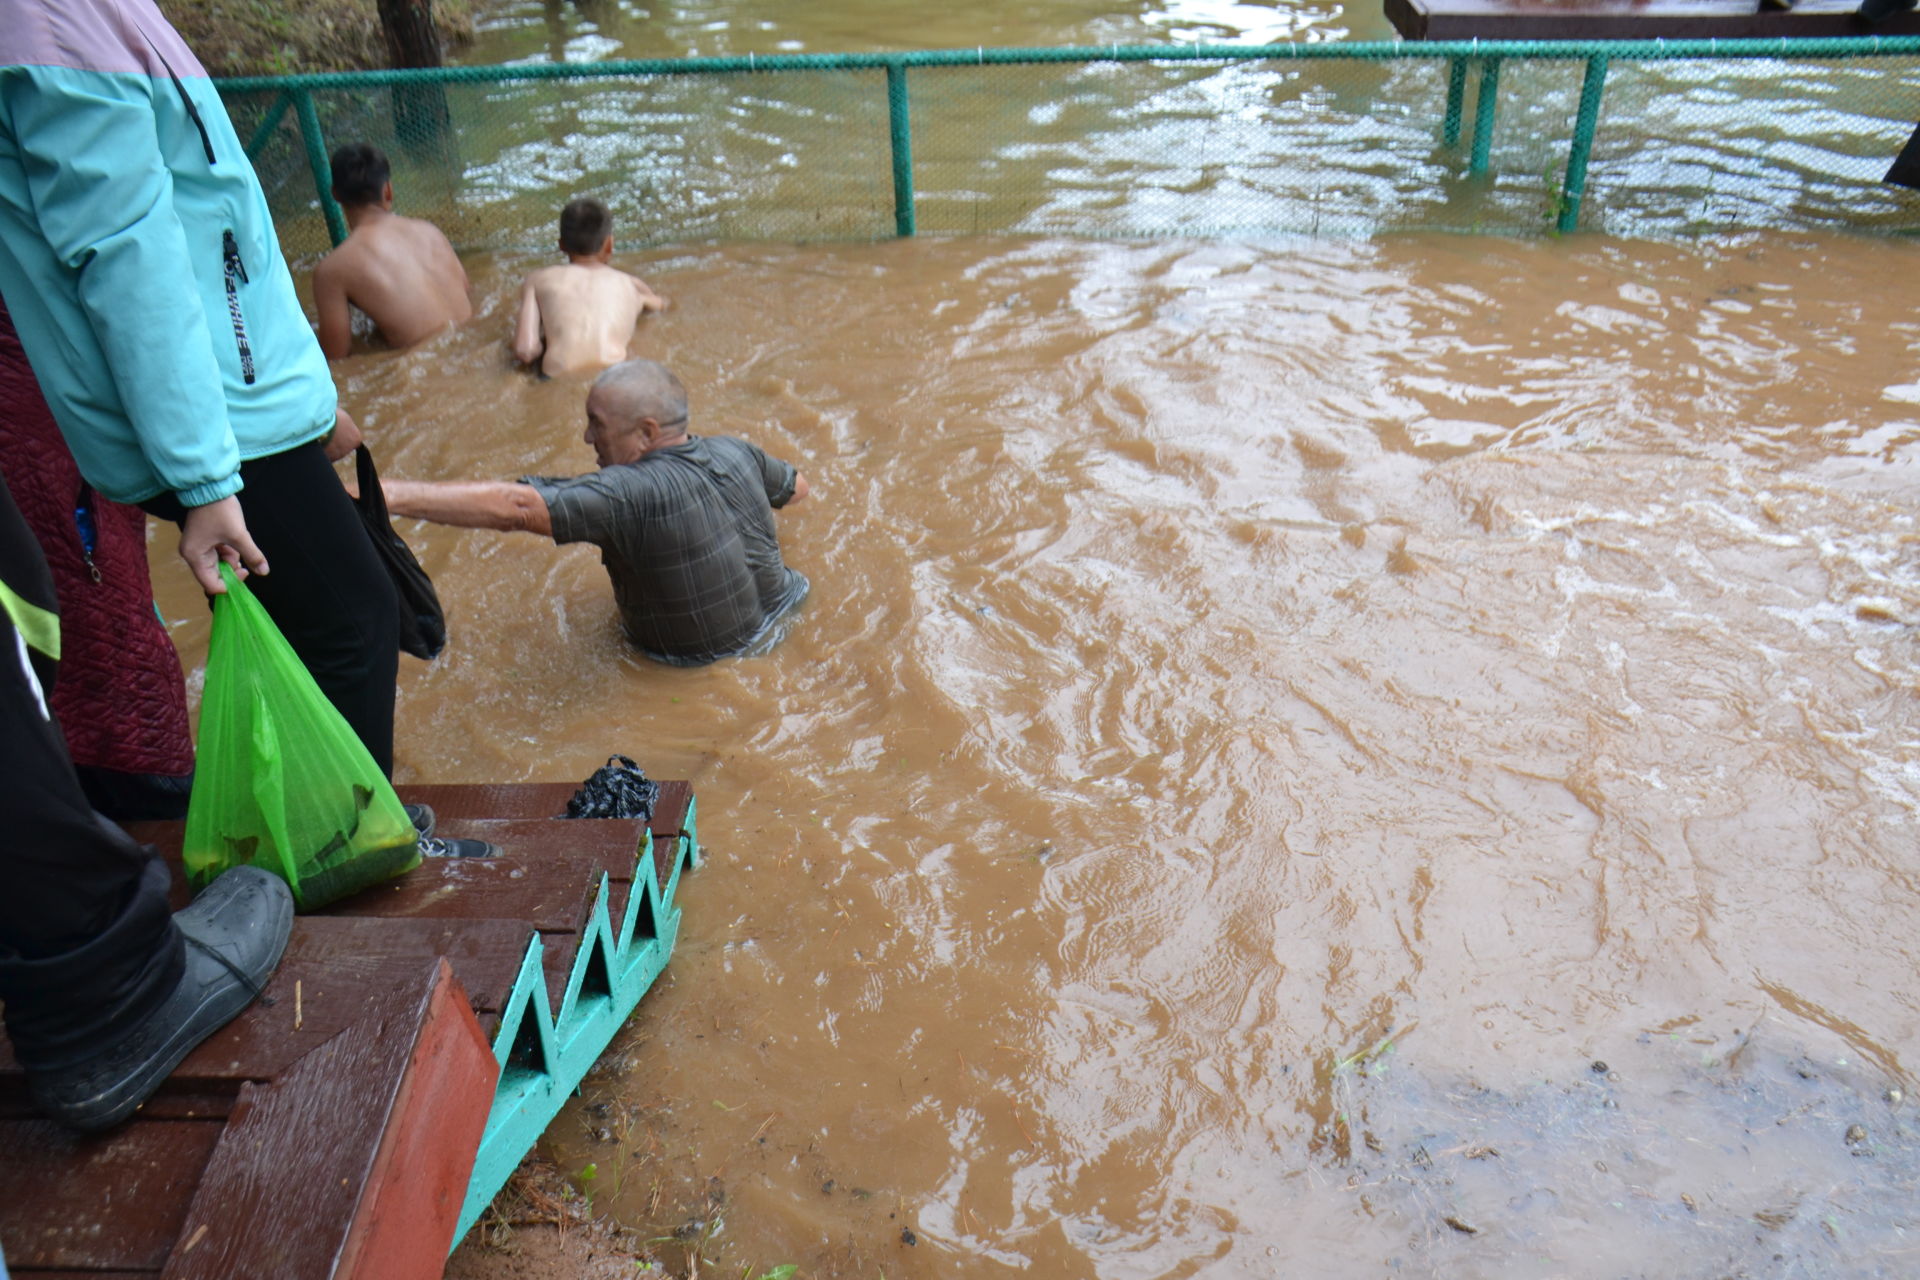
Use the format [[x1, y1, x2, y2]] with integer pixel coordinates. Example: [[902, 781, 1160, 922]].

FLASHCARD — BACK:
[[218, 39, 1920, 262]]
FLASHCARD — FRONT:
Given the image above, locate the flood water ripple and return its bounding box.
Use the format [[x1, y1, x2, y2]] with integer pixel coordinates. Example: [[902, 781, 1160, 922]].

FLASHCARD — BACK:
[[140, 227, 1920, 1276]]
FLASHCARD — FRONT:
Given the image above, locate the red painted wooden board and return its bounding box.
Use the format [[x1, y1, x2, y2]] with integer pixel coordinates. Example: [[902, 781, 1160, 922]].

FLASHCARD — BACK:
[[1383, 0, 1920, 39], [159, 959, 495, 1280], [334, 961, 499, 1277]]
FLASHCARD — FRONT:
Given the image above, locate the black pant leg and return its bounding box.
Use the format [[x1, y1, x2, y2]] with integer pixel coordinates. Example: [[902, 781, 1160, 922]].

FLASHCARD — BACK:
[[0, 474, 182, 1070], [231, 442, 399, 777]]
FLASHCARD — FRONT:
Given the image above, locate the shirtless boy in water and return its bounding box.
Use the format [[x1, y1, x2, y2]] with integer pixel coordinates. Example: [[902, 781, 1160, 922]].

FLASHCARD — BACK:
[[313, 143, 472, 359], [512, 198, 665, 377]]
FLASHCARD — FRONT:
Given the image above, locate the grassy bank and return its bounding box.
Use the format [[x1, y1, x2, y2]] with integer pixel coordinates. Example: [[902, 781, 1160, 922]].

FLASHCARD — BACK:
[[158, 0, 480, 77]]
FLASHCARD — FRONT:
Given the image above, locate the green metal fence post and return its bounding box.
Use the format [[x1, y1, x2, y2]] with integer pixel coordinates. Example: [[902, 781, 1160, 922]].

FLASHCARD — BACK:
[[1558, 54, 1611, 234], [886, 60, 915, 237], [1442, 57, 1467, 147], [243, 91, 293, 162], [292, 87, 348, 247], [1469, 57, 1502, 174]]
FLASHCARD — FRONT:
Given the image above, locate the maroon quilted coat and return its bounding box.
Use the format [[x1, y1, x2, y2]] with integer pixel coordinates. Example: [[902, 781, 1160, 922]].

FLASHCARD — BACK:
[[0, 301, 193, 804]]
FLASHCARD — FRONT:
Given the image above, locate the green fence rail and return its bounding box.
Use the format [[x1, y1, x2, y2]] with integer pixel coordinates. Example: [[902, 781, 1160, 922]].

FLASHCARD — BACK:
[[218, 38, 1920, 259]]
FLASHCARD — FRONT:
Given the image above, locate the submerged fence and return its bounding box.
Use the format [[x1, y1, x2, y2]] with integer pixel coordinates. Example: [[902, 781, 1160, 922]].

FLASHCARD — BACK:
[[218, 38, 1920, 260]]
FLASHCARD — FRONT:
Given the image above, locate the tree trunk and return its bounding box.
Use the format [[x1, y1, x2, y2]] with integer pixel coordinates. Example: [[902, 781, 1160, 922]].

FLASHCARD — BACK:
[[377, 0, 442, 68], [376, 0, 450, 157]]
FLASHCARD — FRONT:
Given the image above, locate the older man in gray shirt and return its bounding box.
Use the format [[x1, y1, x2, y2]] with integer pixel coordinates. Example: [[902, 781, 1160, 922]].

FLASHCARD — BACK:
[[378, 360, 809, 664]]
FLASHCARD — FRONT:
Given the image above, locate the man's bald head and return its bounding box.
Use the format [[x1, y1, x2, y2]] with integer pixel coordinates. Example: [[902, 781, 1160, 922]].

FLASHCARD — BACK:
[[584, 360, 690, 467], [590, 359, 688, 431]]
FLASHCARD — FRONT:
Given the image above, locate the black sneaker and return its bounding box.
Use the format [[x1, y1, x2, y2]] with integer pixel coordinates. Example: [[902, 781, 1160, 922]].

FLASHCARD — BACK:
[[417, 834, 501, 859], [27, 866, 293, 1133], [405, 803, 436, 840]]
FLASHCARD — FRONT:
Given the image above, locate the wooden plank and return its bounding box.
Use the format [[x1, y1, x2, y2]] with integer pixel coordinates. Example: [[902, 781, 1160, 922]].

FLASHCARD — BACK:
[[0, 1079, 237, 1124], [540, 927, 587, 1014], [1384, 0, 1920, 40], [397, 781, 690, 845], [333, 961, 498, 1278], [169, 917, 530, 1082], [0, 1119, 220, 1271], [125, 812, 651, 913], [318, 851, 605, 930], [0, 918, 533, 1083], [393, 783, 575, 821], [651, 779, 692, 839], [162, 959, 494, 1280], [12, 1272, 153, 1279], [317, 822, 640, 928]]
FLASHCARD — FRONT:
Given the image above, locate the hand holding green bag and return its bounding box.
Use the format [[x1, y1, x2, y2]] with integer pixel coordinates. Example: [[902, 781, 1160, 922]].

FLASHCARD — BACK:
[[183, 563, 420, 909]]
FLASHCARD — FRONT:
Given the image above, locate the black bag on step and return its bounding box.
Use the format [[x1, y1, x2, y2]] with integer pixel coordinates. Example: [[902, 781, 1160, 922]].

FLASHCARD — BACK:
[[353, 444, 447, 660], [564, 755, 660, 821]]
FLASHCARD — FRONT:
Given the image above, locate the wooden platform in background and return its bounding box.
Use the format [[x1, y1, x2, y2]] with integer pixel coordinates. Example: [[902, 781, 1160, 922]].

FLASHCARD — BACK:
[[0, 780, 697, 1280], [1384, 0, 1920, 40]]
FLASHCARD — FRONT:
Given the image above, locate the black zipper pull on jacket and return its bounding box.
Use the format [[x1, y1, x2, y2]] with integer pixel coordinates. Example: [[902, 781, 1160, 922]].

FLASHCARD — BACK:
[[222, 231, 257, 384], [223, 230, 248, 283]]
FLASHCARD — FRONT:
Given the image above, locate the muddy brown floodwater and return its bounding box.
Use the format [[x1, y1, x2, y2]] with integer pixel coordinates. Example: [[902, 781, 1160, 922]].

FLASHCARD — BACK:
[[156, 232, 1920, 1277]]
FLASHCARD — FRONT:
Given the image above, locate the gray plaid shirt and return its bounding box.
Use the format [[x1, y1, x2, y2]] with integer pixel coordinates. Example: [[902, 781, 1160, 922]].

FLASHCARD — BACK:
[[526, 436, 808, 664]]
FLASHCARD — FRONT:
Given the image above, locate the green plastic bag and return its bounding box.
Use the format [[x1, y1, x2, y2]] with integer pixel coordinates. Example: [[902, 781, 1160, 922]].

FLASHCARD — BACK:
[[182, 563, 420, 908]]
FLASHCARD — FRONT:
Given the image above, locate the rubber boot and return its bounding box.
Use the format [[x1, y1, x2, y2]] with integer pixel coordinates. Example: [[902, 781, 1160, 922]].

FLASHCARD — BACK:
[[25, 866, 293, 1132]]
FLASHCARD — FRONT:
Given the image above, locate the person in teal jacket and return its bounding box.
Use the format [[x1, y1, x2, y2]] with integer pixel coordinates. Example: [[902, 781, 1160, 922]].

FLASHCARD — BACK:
[[0, 0, 400, 773]]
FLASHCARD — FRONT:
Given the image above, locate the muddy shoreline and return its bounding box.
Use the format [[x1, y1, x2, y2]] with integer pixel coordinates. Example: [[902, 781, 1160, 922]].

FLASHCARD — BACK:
[[157, 0, 480, 78]]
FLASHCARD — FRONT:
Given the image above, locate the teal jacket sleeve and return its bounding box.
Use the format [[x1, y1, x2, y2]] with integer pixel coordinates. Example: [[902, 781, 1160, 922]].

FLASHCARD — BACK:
[[2, 68, 241, 507]]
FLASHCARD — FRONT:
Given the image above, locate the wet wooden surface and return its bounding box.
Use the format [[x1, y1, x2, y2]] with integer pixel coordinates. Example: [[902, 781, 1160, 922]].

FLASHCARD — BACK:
[[160, 960, 494, 1280], [1383, 0, 1920, 40], [0, 781, 672, 1279]]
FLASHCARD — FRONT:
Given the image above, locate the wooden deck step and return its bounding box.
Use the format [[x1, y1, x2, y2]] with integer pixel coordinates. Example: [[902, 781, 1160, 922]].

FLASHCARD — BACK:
[[2, 961, 494, 1280], [0, 781, 699, 1277], [160, 959, 493, 1280]]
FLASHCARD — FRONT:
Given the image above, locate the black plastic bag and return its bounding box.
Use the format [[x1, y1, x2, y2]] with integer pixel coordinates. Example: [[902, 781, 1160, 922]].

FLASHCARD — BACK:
[[353, 444, 447, 660], [564, 755, 660, 821]]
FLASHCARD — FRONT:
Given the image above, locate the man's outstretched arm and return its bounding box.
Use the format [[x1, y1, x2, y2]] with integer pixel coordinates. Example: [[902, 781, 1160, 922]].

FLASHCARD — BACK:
[[381, 479, 553, 537]]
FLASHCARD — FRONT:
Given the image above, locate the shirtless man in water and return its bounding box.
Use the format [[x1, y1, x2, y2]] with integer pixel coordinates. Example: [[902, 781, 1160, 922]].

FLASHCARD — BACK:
[[312, 143, 472, 359], [512, 197, 665, 377]]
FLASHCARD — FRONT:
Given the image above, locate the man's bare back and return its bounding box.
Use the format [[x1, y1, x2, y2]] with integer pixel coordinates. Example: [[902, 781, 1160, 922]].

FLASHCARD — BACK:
[[314, 210, 472, 358], [513, 260, 663, 378]]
